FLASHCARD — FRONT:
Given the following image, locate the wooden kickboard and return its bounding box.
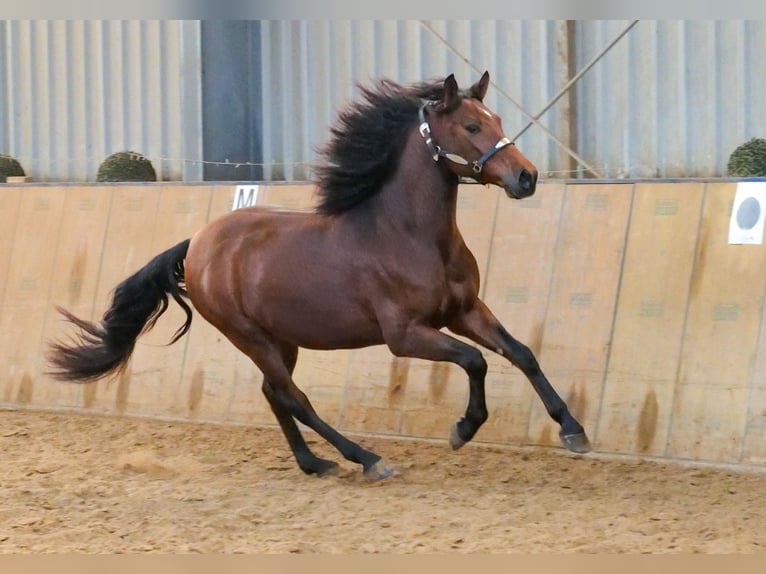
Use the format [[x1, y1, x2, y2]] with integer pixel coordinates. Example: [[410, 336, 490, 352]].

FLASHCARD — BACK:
[[77, 186, 163, 414], [0, 188, 23, 406], [0, 188, 22, 316], [742, 283, 766, 464], [7, 182, 766, 470], [120, 186, 213, 419], [0, 188, 66, 407], [339, 347, 411, 436], [455, 184, 501, 299], [258, 183, 318, 211], [526, 183, 633, 449], [290, 348, 353, 428], [35, 187, 113, 409], [176, 186, 245, 424], [667, 183, 766, 463], [597, 183, 704, 456], [478, 183, 565, 445]]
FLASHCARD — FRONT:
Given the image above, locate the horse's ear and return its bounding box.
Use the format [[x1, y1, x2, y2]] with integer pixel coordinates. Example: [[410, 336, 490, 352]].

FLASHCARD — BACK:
[[440, 74, 459, 110], [470, 71, 490, 102]]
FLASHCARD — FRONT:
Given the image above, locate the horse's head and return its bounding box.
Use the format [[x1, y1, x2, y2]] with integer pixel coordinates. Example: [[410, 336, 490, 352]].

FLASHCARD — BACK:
[[418, 71, 538, 199]]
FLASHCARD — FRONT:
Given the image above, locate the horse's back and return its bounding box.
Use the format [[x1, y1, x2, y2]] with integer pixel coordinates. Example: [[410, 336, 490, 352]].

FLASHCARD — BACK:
[[185, 206, 327, 295]]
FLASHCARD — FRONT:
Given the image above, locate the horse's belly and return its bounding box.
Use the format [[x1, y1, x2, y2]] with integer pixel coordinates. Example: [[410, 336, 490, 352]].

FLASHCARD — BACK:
[[260, 300, 385, 350]]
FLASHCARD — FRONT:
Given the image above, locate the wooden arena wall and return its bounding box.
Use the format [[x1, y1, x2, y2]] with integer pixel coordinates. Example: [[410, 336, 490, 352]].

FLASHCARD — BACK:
[[2, 181, 766, 468]]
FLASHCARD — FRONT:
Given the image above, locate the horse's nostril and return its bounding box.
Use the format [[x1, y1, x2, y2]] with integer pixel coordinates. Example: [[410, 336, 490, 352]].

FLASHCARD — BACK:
[[519, 169, 533, 190]]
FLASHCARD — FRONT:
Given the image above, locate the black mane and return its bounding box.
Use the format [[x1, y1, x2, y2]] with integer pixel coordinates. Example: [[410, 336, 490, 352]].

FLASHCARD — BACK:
[[314, 77, 455, 215]]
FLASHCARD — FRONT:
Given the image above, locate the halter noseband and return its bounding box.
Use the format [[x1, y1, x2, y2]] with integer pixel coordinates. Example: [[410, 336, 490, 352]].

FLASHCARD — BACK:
[[418, 102, 513, 175]]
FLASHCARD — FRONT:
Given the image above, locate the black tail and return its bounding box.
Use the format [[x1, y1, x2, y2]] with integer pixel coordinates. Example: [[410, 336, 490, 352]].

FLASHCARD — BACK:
[[47, 239, 193, 382]]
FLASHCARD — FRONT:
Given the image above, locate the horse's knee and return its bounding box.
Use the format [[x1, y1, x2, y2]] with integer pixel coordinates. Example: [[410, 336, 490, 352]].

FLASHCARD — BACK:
[[460, 347, 487, 380]]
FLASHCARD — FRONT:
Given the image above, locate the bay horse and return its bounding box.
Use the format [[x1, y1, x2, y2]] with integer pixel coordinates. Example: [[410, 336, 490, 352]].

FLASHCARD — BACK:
[[48, 71, 591, 480]]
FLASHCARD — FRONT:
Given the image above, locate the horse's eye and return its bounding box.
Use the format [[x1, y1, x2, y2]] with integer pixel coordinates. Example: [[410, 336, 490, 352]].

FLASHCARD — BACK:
[[465, 123, 480, 135]]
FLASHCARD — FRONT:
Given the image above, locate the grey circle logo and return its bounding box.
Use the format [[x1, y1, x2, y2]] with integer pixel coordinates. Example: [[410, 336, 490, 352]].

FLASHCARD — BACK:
[[737, 197, 762, 230]]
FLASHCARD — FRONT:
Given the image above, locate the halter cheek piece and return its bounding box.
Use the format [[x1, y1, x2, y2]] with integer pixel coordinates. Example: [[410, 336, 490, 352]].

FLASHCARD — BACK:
[[418, 102, 513, 175]]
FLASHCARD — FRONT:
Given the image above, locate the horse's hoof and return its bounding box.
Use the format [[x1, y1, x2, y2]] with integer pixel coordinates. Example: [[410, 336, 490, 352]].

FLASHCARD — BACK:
[[449, 422, 467, 451], [560, 431, 592, 454], [363, 459, 394, 481]]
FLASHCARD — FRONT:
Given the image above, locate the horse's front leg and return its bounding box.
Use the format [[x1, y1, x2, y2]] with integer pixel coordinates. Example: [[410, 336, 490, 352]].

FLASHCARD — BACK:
[[449, 299, 591, 454], [383, 322, 490, 448]]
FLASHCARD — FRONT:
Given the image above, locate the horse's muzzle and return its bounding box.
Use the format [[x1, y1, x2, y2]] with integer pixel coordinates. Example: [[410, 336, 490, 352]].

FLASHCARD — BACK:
[[503, 168, 537, 199]]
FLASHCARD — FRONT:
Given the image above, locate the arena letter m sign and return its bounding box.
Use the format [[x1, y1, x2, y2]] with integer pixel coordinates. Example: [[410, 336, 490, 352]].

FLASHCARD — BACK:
[[232, 185, 260, 211]]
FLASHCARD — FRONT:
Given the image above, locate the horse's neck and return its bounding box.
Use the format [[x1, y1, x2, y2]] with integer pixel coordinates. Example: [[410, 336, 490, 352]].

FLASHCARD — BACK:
[[368, 131, 461, 240]]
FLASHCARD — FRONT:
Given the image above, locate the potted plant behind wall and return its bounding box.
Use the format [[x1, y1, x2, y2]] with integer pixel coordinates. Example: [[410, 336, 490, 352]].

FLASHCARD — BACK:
[[727, 138, 766, 177], [96, 151, 158, 182], [0, 154, 26, 183]]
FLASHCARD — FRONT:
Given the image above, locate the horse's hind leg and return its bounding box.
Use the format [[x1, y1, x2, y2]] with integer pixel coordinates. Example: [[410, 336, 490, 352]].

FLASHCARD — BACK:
[[261, 343, 339, 476], [276, 378, 393, 479], [242, 336, 393, 480]]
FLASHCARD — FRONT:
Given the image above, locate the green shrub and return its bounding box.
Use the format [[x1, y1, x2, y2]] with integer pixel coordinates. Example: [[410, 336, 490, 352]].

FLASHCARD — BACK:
[[97, 151, 157, 182], [727, 138, 766, 177], [0, 154, 26, 181]]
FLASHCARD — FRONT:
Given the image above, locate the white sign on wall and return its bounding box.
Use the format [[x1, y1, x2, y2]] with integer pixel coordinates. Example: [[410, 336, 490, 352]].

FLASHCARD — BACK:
[[232, 185, 259, 211], [728, 182, 766, 245]]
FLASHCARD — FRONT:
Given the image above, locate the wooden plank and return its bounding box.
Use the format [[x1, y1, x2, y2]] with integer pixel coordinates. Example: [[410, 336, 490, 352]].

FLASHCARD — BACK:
[[477, 183, 565, 445], [292, 349, 353, 427], [121, 186, 212, 419], [667, 183, 766, 463], [339, 346, 408, 435], [176, 186, 244, 423], [741, 198, 766, 465], [0, 188, 22, 321], [743, 186, 766, 462], [34, 186, 113, 409], [743, 290, 766, 464], [0, 188, 66, 406], [258, 183, 317, 211], [455, 184, 502, 299], [597, 183, 704, 456], [526, 183, 633, 449], [79, 186, 162, 413]]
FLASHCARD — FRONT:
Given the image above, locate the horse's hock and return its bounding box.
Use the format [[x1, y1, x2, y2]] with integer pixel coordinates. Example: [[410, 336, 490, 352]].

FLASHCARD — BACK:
[[2, 181, 766, 470]]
